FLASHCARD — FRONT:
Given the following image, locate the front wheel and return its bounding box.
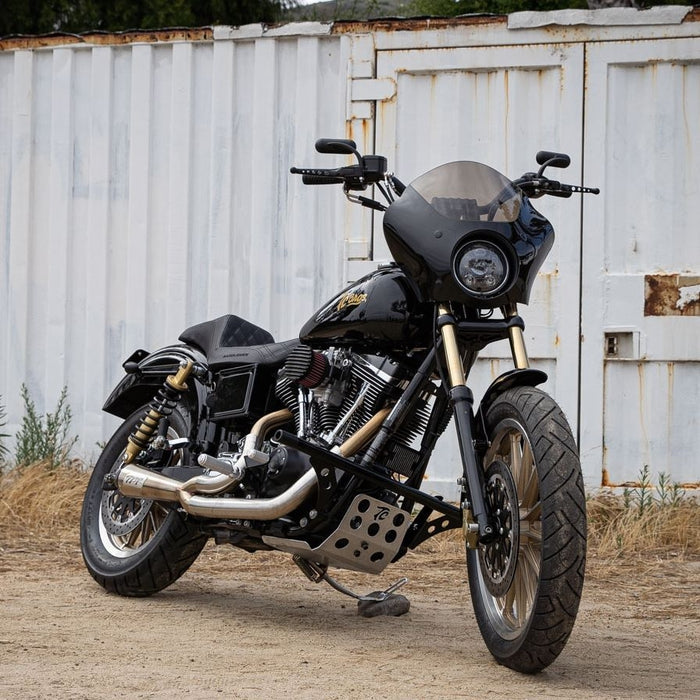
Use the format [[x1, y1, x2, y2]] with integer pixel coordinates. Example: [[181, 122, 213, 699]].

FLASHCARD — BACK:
[[80, 404, 208, 596], [467, 387, 586, 673]]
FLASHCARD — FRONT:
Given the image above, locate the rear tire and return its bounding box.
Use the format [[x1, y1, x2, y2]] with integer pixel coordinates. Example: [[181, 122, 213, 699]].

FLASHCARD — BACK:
[[80, 405, 207, 596], [467, 387, 586, 673]]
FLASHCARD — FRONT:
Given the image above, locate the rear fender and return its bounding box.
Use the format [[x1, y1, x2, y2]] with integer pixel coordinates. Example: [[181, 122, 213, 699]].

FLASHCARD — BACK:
[[103, 345, 208, 419]]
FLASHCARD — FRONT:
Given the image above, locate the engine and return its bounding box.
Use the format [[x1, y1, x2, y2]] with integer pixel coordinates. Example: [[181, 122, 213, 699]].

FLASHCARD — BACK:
[[274, 345, 434, 460]]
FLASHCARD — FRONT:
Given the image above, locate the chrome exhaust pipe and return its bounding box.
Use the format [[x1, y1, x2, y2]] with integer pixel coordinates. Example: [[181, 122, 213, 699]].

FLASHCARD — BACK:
[[117, 464, 183, 502], [117, 408, 298, 515], [117, 462, 318, 520], [116, 407, 390, 522], [178, 467, 318, 519]]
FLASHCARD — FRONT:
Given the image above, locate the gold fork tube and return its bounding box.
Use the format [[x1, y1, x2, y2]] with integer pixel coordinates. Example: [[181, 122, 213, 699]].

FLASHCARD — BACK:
[[504, 304, 530, 369], [438, 304, 466, 388]]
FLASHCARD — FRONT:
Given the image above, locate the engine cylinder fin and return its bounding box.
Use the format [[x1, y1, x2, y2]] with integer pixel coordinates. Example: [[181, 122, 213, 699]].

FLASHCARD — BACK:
[[274, 349, 433, 453]]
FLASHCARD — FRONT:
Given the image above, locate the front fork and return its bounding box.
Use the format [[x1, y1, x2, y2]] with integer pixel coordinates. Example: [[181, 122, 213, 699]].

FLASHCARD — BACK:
[[504, 302, 530, 370], [437, 304, 529, 544]]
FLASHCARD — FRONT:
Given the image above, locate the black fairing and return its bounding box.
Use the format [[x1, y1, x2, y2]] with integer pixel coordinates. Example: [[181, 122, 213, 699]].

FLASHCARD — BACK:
[[382, 168, 554, 307], [300, 265, 431, 350]]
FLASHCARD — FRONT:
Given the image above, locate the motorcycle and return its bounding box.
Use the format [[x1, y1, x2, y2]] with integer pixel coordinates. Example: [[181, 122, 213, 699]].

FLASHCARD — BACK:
[[80, 139, 598, 673]]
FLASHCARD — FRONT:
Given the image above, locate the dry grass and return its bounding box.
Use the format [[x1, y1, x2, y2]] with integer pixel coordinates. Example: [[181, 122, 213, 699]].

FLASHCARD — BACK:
[[0, 460, 89, 543], [1, 462, 697, 571], [586, 490, 699, 578]]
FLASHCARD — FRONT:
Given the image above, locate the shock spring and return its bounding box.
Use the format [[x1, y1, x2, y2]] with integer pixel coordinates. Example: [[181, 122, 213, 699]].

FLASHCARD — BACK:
[[122, 360, 194, 465]]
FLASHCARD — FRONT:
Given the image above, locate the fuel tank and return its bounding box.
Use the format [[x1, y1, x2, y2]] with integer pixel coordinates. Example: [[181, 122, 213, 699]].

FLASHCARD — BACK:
[[299, 265, 431, 350]]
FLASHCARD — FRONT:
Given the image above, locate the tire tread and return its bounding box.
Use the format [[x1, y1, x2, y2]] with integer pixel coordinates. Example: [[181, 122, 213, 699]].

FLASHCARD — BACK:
[[80, 404, 208, 597], [467, 386, 587, 674]]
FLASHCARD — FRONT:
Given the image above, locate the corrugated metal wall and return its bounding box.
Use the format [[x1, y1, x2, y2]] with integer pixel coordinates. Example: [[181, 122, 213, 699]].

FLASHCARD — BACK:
[[0, 27, 357, 455], [581, 35, 700, 487], [1, 11, 698, 492]]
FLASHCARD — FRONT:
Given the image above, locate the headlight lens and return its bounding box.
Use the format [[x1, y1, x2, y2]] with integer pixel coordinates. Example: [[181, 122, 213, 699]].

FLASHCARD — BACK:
[[455, 240, 511, 297]]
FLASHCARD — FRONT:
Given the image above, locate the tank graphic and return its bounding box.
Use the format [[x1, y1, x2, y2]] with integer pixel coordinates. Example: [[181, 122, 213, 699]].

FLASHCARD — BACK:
[[299, 266, 429, 350]]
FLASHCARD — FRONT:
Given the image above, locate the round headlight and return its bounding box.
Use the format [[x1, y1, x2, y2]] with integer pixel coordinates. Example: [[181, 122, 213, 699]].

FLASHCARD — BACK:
[[455, 240, 511, 297]]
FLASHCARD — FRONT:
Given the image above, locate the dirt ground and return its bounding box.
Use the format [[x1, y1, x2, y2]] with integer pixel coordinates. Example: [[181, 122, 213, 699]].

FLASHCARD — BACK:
[[1, 532, 698, 700]]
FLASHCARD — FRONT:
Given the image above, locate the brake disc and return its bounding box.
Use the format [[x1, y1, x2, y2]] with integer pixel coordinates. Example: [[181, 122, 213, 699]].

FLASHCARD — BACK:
[[478, 459, 520, 597], [100, 488, 154, 537]]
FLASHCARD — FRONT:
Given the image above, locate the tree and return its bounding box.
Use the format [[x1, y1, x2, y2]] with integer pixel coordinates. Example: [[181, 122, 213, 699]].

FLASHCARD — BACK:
[[0, 0, 293, 36], [407, 0, 681, 14]]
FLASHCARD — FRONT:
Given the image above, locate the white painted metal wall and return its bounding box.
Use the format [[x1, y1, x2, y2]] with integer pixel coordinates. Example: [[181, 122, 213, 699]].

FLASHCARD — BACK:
[[0, 26, 365, 461], [1, 10, 698, 493], [581, 36, 700, 487]]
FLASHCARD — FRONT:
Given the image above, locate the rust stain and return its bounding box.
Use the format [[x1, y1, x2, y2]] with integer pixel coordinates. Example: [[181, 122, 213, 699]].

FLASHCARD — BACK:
[[644, 274, 700, 317], [362, 119, 371, 149], [0, 27, 213, 50], [331, 15, 506, 35], [1, 7, 696, 51]]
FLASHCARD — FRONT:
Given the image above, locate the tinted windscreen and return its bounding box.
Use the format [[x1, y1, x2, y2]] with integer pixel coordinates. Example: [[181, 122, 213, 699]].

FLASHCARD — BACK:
[[409, 161, 521, 223]]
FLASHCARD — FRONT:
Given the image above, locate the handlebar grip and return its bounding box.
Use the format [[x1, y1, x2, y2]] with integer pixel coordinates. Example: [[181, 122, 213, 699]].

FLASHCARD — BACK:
[[302, 175, 345, 185], [560, 183, 601, 195], [291, 166, 342, 177]]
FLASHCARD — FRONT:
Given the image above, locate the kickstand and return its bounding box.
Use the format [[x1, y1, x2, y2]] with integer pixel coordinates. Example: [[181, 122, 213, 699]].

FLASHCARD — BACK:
[[293, 555, 410, 617]]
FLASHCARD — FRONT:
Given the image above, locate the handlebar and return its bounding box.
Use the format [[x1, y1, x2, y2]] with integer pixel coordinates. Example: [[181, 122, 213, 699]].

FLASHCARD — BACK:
[[301, 174, 345, 185], [290, 154, 388, 191], [513, 175, 599, 198], [292, 141, 599, 212], [290, 167, 348, 185]]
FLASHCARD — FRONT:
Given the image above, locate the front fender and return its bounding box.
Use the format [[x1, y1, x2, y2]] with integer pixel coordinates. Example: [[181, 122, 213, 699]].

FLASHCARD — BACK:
[[476, 368, 548, 422], [103, 344, 208, 419]]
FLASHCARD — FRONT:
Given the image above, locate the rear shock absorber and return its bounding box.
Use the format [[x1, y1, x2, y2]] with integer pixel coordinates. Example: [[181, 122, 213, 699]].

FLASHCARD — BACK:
[[122, 360, 194, 465]]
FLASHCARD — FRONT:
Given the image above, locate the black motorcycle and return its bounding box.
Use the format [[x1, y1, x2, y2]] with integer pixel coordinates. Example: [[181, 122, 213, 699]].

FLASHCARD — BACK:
[[81, 139, 598, 673]]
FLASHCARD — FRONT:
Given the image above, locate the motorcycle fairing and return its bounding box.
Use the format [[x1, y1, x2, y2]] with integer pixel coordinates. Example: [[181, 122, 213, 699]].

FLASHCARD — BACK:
[[382, 162, 555, 308]]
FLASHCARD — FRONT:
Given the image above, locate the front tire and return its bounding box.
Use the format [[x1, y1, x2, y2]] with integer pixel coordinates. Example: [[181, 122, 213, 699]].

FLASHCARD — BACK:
[[80, 405, 207, 596], [467, 387, 586, 673]]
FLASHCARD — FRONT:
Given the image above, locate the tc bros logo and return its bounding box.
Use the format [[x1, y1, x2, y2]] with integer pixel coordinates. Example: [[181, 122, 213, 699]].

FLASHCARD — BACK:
[[336, 291, 367, 311]]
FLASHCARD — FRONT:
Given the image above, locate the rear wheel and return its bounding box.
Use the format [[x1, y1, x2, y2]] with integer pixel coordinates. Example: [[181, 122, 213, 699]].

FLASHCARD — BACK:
[[80, 404, 207, 596], [467, 386, 586, 673]]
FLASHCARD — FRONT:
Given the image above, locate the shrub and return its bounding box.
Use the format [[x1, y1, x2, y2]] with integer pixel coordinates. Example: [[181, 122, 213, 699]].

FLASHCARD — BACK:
[[14, 385, 78, 470], [589, 467, 696, 560], [0, 396, 9, 469]]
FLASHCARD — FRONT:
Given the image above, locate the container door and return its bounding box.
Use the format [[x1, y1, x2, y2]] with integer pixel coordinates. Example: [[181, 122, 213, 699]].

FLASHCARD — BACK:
[[581, 38, 700, 487], [365, 44, 586, 496]]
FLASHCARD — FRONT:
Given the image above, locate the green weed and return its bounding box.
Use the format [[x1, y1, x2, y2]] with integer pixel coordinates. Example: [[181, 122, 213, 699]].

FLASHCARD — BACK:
[[14, 385, 78, 470], [0, 396, 9, 469], [590, 466, 695, 561]]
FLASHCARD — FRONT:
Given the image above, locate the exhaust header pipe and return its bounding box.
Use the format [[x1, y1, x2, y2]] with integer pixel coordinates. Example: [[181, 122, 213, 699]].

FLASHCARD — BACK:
[[116, 407, 390, 522], [117, 462, 318, 520]]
